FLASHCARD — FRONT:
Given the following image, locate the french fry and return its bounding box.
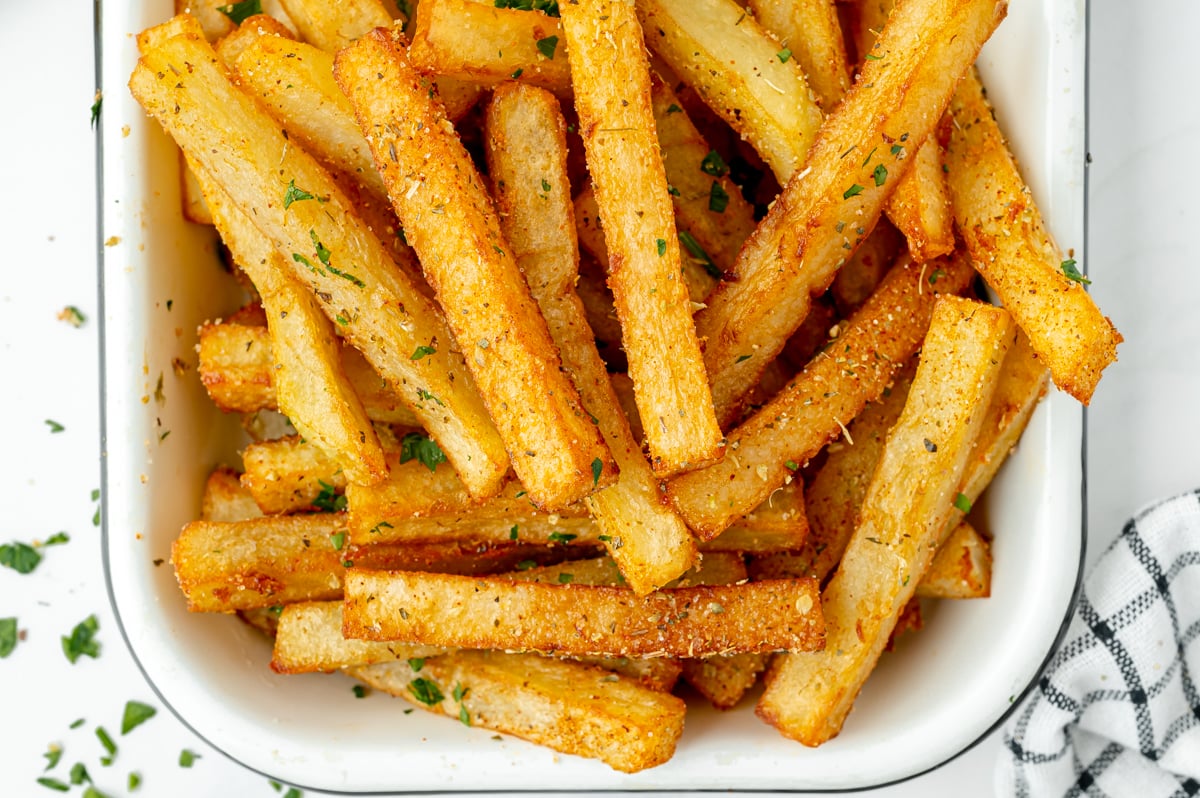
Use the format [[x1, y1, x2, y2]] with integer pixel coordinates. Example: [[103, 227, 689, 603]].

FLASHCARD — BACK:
[[276, 0, 392, 53], [744, 0, 850, 112], [197, 321, 421, 426], [916, 521, 992, 600], [409, 0, 570, 92], [668, 251, 973, 540], [757, 296, 1014, 745], [637, 0, 825, 185], [335, 29, 615, 509], [561, 0, 722, 476], [945, 70, 1121, 403], [271, 601, 444, 673], [179, 155, 214, 224], [484, 82, 698, 592], [174, 0, 298, 41], [851, 0, 955, 263], [344, 570, 824, 658], [189, 157, 389, 486], [681, 653, 769, 711], [830, 218, 902, 315], [692, 0, 1006, 425], [201, 466, 264, 522], [349, 651, 687, 772], [241, 436, 346, 515], [214, 13, 294, 66], [131, 19, 511, 498]]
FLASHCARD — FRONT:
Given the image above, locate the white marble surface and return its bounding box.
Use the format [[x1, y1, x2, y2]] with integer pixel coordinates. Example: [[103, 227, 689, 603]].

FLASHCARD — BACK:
[[1, 1, 1196, 795]]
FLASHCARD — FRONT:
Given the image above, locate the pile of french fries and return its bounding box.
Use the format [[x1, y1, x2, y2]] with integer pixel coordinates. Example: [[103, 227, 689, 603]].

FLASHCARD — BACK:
[[133, 0, 1120, 773]]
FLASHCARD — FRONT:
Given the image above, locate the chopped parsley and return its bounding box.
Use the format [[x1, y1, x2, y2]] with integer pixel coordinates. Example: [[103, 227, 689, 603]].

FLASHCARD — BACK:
[[591, 457, 603, 487], [509, 525, 519, 540], [45, 419, 65, 433], [557, 573, 574, 584], [408, 657, 425, 672], [69, 763, 90, 785], [0, 617, 17, 658], [516, 560, 537, 570], [330, 531, 346, 551], [62, 616, 100, 664], [873, 163, 888, 187], [494, 0, 559, 15], [120, 701, 156, 734], [864, 52, 882, 61], [308, 230, 331, 267], [417, 388, 444, 407], [411, 344, 437, 360], [709, 180, 729, 213], [843, 183, 865, 199], [368, 521, 394, 536], [656, 238, 666, 257], [776, 48, 792, 63], [36, 777, 70, 792], [178, 749, 199, 767], [928, 268, 946, 285], [536, 35, 559, 59], [735, 354, 752, 364], [0, 541, 42, 574], [90, 91, 102, 130], [953, 493, 973, 513], [353, 684, 367, 698], [283, 180, 315, 209], [44, 744, 63, 771], [1060, 258, 1091, 285], [400, 432, 447, 472], [666, 103, 682, 114], [541, 178, 552, 193], [408, 677, 444, 706], [510, 67, 524, 79], [547, 531, 577, 544], [700, 149, 728, 177], [217, 0, 261, 24], [58, 306, 87, 328], [678, 231, 721, 279], [96, 726, 116, 764], [128, 772, 141, 791], [312, 480, 347, 513], [784, 460, 799, 471]]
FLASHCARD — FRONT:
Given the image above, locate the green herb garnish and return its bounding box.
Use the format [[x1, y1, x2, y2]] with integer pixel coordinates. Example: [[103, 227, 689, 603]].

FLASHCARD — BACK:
[[120, 701, 156, 735], [700, 149, 728, 177], [547, 532, 577, 544], [62, 616, 100, 664], [400, 432, 447, 472], [843, 183, 864, 199], [591, 457, 603, 487], [709, 181, 729, 213], [283, 180, 314, 209], [953, 493, 973, 513], [536, 35, 558, 59], [408, 677, 444, 706], [217, 0, 261, 24], [776, 48, 792, 63], [0, 542, 41, 574], [1060, 258, 1091, 285]]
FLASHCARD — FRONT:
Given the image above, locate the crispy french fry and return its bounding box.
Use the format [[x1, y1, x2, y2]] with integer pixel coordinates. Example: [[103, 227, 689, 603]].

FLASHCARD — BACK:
[[201, 466, 264, 522], [757, 296, 1014, 745], [241, 435, 346, 514], [179, 154, 214, 224], [681, 653, 769, 711], [693, 0, 1006, 425], [276, 0, 392, 53], [189, 157, 389, 486], [637, 0, 825, 185], [745, 0, 850, 112], [214, 13, 294, 65], [344, 570, 824, 658], [916, 520, 992, 599], [336, 28, 615, 509], [410, 0, 570, 92], [780, 293, 839, 370], [271, 601, 444, 673], [197, 321, 421, 426], [945, 70, 1121, 403], [831, 217, 902, 315], [668, 251, 973, 540], [175, 0, 297, 41], [349, 651, 687, 772], [484, 82, 698, 592], [131, 20, 511, 498], [561, 0, 722, 476]]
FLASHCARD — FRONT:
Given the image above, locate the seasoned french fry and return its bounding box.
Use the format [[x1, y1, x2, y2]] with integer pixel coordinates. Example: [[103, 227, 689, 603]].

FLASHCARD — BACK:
[[668, 252, 973, 540], [693, 0, 1006, 424], [757, 296, 1013, 745], [485, 83, 698, 592], [945, 70, 1121, 403], [201, 466, 264, 522], [336, 28, 615, 509], [276, 0, 392, 53], [179, 155, 214, 224], [830, 217, 902, 315], [197, 321, 421, 426], [681, 653, 769, 711], [189, 157, 388, 486], [131, 20, 511, 498], [271, 601, 444, 673], [637, 0, 825, 185], [410, 0, 570, 92], [175, 0, 298, 41], [349, 651, 687, 772], [214, 13, 293, 65], [561, 0, 722, 476], [344, 570, 824, 658], [744, 0, 850, 112], [241, 436, 346, 515], [916, 521, 992, 600]]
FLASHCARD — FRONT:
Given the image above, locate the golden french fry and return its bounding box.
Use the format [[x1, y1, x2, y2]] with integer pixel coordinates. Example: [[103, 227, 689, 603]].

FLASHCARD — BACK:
[[693, 0, 1006, 425], [681, 653, 769, 711], [561, 0, 722, 476], [916, 521, 992, 600], [409, 0, 570, 92], [241, 436, 346, 515], [637, 0, 825, 184], [175, 0, 297, 41], [276, 0, 392, 53], [131, 20, 511, 498], [757, 296, 1014, 745], [945, 70, 1121, 403], [214, 13, 294, 65], [745, 0, 850, 112], [201, 466, 264, 522], [349, 651, 687, 772], [830, 218, 902, 315], [189, 157, 388, 486], [271, 601, 444, 673], [668, 251, 973, 540], [335, 28, 615, 509], [344, 570, 825, 658], [484, 82, 698, 592]]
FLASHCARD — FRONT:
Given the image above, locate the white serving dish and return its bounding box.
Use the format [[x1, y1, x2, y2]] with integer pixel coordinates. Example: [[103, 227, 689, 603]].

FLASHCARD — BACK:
[[100, 0, 1087, 791]]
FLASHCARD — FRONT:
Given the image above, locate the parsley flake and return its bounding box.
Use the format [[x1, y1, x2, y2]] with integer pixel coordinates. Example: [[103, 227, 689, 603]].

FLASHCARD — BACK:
[[69, 763, 90, 785], [90, 92, 102, 130], [700, 149, 728, 177], [179, 749, 199, 767], [511, 67, 524, 79], [62, 616, 100, 664], [408, 657, 425, 672], [666, 103, 682, 114], [408, 677, 444, 706], [495, 0, 559, 15], [58, 306, 87, 327], [1060, 258, 1091, 285], [536, 35, 559, 59], [864, 52, 882, 61], [128, 772, 141, 791], [96, 726, 116, 761], [873, 163, 888, 187], [678, 231, 721, 278], [411, 344, 437, 360], [777, 48, 792, 63], [516, 559, 536, 570], [656, 238, 666, 257], [353, 684, 367, 698], [784, 460, 799, 471], [283, 180, 315, 209], [217, 0, 261, 24], [953, 493, 973, 513], [330, 532, 346, 551], [400, 432, 447, 472], [36, 777, 70, 792], [45, 419, 65, 433], [509, 525, 519, 541], [928, 268, 946, 285], [0, 542, 41, 574], [558, 572, 574, 584], [547, 531, 577, 544], [312, 480, 347, 513], [735, 354, 752, 363], [709, 180, 729, 213], [0, 617, 17, 658], [843, 183, 865, 199], [44, 744, 63, 771], [120, 701, 156, 734], [591, 457, 603, 487]]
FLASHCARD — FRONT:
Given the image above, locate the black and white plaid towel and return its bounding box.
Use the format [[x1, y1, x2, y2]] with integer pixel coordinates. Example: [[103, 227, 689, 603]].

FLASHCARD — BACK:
[[996, 489, 1200, 797]]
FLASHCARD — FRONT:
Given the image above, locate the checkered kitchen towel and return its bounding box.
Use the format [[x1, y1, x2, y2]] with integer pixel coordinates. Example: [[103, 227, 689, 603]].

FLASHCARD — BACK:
[[997, 489, 1200, 797]]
